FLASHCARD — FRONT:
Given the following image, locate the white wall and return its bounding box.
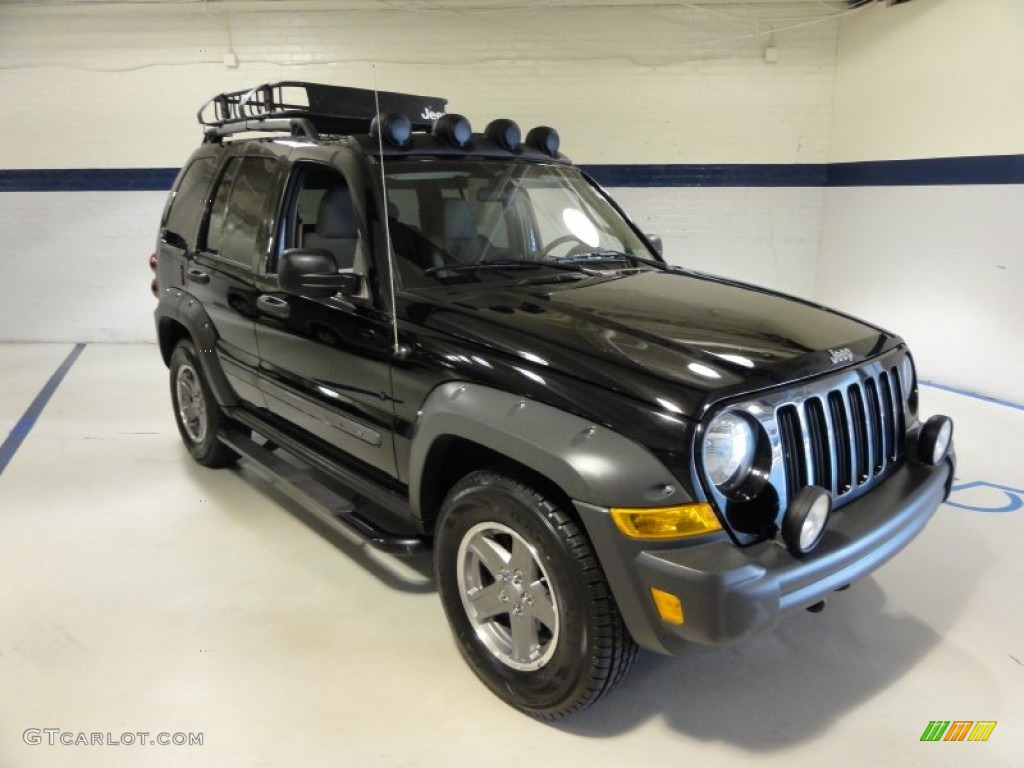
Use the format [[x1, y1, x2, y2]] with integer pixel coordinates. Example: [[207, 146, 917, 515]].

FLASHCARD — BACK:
[[818, 186, 1024, 393], [0, 2, 838, 167], [0, 192, 167, 342], [0, 1, 839, 342], [819, 0, 1024, 404], [828, 0, 1024, 163], [615, 187, 825, 298]]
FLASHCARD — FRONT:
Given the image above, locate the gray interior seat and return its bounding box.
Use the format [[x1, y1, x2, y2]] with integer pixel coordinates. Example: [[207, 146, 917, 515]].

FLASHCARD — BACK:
[[441, 198, 481, 264], [305, 185, 358, 269]]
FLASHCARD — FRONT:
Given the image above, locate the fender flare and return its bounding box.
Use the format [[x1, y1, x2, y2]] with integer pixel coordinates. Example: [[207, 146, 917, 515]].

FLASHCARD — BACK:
[[409, 381, 694, 514], [157, 290, 239, 408]]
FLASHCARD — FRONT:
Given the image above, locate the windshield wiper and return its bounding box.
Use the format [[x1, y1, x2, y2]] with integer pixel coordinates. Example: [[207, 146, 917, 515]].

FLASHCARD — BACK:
[[554, 250, 683, 274], [552, 251, 632, 264], [553, 251, 646, 274], [517, 272, 587, 286], [424, 259, 542, 276], [425, 259, 602, 277]]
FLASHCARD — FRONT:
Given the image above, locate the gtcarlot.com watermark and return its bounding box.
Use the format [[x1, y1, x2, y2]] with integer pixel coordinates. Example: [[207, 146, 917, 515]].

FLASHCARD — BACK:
[[23, 729, 203, 747]]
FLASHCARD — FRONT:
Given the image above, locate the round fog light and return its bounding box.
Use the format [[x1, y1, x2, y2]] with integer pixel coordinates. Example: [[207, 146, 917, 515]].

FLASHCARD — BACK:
[[782, 486, 832, 557], [918, 415, 953, 466]]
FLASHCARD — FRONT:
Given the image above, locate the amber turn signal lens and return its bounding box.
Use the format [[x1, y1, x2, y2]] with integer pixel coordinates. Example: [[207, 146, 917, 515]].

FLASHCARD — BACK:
[[611, 503, 721, 540], [650, 588, 684, 625]]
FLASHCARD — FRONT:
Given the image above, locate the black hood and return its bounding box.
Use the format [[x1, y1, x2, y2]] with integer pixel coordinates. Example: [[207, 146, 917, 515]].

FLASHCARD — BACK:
[[406, 270, 898, 417]]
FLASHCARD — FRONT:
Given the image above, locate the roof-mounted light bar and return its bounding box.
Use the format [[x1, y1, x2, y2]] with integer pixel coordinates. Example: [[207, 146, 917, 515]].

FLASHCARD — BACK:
[[373, 115, 558, 157]]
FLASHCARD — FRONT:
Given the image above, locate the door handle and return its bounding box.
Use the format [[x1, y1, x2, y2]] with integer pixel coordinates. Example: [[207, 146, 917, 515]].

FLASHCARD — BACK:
[[187, 268, 210, 285], [257, 294, 291, 319]]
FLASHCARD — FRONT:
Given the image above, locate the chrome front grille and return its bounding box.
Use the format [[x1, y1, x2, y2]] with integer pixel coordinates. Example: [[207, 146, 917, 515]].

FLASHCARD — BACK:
[[776, 365, 906, 501], [696, 348, 916, 545]]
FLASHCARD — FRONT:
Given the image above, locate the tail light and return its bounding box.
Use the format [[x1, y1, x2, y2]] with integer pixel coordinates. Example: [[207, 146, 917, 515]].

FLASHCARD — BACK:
[[149, 252, 159, 297]]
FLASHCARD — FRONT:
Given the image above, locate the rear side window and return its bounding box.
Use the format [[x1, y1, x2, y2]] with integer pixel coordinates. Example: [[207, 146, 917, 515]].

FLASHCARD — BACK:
[[162, 156, 218, 248], [205, 156, 278, 269]]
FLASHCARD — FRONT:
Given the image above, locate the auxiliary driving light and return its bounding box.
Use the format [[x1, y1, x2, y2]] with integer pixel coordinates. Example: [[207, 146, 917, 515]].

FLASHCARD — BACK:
[[485, 118, 522, 151], [611, 503, 722, 540], [371, 112, 412, 148], [918, 415, 953, 466], [781, 486, 832, 557], [433, 114, 473, 147], [525, 126, 560, 157]]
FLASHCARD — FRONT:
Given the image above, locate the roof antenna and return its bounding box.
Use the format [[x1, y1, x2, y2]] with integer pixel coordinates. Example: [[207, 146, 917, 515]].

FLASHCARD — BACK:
[[372, 65, 409, 360]]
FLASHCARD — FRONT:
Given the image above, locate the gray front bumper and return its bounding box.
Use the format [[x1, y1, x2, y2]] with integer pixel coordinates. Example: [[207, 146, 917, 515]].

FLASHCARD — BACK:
[[574, 456, 954, 655]]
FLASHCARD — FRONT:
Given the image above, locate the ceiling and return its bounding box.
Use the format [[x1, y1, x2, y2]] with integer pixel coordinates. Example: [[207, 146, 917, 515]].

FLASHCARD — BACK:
[[0, 0, 863, 7]]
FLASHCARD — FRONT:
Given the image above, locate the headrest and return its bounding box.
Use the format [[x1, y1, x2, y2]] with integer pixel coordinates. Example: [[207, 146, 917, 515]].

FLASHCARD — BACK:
[[443, 198, 477, 241], [317, 185, 357, 239]]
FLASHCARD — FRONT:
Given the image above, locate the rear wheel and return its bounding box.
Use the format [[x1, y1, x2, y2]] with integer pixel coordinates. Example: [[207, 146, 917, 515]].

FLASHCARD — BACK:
[[169, 340, 238, 468], [435, 470, 637, 719]]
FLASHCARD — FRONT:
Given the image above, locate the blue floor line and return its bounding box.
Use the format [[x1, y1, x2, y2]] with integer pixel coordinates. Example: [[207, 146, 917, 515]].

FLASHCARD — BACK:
[[0, 343, 87, 477], [920, 380, 1024, 413]]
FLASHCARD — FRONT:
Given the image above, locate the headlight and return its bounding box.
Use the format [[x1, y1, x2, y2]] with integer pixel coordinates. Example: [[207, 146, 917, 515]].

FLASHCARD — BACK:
[[703, 411, 756, 494], [900, 355, 915, 393], [900, 353, 918, 413]]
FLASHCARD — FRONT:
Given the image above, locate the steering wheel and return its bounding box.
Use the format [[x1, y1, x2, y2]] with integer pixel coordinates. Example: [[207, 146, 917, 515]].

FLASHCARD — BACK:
[[538, 234, 589, 258]]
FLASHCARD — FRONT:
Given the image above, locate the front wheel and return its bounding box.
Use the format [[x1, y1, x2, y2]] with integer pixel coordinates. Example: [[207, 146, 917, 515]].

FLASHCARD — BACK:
[[435, 470, 637, 719]]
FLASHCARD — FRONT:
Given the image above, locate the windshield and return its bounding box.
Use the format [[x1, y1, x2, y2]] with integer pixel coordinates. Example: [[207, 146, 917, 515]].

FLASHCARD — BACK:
[[381, 160, 658, 288]]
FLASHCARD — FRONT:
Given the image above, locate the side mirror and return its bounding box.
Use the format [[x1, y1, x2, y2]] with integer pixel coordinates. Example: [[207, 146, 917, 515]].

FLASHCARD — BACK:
[[278, 249, 361, 298], [646, 234, 663, 256]]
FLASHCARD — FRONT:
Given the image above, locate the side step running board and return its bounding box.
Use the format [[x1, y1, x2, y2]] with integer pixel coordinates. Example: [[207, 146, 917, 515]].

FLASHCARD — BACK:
[[219, 429, 430, 556]]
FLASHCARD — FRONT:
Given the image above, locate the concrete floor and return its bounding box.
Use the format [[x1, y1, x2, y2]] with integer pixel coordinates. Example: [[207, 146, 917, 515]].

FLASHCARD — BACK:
[[0, 342, 1021, 767]]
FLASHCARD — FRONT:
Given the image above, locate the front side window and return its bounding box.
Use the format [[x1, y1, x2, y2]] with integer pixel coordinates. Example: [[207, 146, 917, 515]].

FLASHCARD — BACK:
[[275, 163, 361, 274], [205, 155, 278, 269]]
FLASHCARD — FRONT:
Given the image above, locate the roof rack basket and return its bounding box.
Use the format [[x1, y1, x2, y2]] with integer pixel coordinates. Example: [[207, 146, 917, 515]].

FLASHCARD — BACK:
[[198, 81, 447, 141]]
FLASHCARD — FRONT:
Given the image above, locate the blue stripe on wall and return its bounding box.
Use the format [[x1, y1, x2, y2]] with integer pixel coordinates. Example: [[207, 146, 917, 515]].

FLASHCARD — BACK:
[[0, 168, 179, 192], [582, 164, 827, 188], [827, 155, 1024, 187], [2, 155, 1022, 191]]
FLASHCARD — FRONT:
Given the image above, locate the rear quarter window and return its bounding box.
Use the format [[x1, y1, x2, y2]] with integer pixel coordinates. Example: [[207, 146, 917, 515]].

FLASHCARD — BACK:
[[161, 156, 218, 248]]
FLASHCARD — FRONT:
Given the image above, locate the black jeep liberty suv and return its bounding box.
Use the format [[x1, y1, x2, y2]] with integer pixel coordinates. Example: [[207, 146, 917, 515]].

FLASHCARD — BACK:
[[152, 82, 956, 719]]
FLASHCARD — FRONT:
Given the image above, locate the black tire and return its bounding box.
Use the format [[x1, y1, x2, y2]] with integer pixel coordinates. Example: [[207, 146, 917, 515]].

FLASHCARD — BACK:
[[168, 340, 239, 468], [435, 470, 638, 720]]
